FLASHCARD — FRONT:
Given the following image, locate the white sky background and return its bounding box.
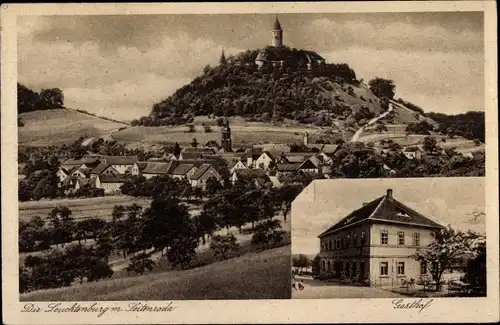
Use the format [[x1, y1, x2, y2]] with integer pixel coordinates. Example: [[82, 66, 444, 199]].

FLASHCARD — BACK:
[[291, 177, 486, 256], [17, 12, 484, 121]]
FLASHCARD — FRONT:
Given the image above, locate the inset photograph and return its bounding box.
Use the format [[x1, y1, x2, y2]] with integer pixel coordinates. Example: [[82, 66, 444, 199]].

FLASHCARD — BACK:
[[291, 177, 485, 299]]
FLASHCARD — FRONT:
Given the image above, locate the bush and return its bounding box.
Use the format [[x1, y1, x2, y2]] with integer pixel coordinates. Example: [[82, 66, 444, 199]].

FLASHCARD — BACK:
[[126, 252, 155, 275], [204, 124, 212, 133], [251, 219, 285, 250], [210, 234, 240, 260]]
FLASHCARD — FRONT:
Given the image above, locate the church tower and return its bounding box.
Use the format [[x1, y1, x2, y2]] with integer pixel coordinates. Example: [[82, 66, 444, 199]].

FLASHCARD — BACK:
[[221, 118, 232, 152], [272, 15, 283, 47]]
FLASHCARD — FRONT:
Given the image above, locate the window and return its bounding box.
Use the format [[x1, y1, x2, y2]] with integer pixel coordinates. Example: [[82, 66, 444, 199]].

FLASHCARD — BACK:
[[420, 261, 427, 274], [398, 232, 405, 245], [397, 262, 405, 275], [413, 233, 420, 246], [380, 262, 389, 276], [381, 230, 388, 245], [353, 233, 357, 246], [347, 235, 351, 248], [361, 231, 366, 245]]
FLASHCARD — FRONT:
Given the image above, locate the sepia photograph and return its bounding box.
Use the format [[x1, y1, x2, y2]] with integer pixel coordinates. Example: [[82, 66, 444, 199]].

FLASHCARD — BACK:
[[1, 1, 498, 324], [291, 177, 486, 299], [14, 10, 487, 301]]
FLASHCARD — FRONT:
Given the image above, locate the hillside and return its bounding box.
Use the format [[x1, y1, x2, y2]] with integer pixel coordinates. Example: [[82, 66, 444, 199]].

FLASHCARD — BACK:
[[20, 245, 291, 301], [18, 109, 126, 146], [134, 48, 427, 131]]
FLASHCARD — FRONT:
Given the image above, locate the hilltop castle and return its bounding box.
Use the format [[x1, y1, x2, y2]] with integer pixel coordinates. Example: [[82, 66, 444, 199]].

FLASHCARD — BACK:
[[254, 16, 326, 70]]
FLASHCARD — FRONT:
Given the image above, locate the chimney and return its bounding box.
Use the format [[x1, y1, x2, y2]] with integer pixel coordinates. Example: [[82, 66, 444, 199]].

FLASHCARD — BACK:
[[387, 189, 393, 198]]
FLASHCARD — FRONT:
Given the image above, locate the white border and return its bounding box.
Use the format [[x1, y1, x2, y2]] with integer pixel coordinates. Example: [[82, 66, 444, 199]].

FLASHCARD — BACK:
[[2, 2, 498, 324]]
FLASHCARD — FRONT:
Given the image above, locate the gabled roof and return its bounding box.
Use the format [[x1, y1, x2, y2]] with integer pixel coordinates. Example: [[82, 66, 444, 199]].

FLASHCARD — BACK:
[[277, 163, 301, 172], [172, 163, 196, 176], [306, 144, 325, 151], [101, 155, 138, 165], [134, 162, 148, 171], [142, 161, 176, 175], [233, 168, 268, 178], [61, 157, 101, 166], [404, 146, 421, 152], [180, 152, 208, 160], [322, 144, 340, 154], [90, 163, 117, 175], [76, 177, 96, 187], [98, 174, 130, 183], [299, 157, 320, 169], [318, 190, 444, 238], [253, 143, 291, 153], [181, 147, 217, 154], [190, 164, 214, 180]]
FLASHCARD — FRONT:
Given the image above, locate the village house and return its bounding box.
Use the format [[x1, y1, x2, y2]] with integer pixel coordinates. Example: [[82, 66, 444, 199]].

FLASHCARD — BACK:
[[254, 151, 277, 170], [131, 162, 148, 176], [89, 163, 119, 179], [402, 146, 423, 160], [244, 147, 264, 168], [56, 167, 71, 183], [231, 169, 272, 188], [95, 174, 130, 194], [70, 167, 90, 179], [229, 160, 247, 174], [99, 156, 138, 174], [276, 163, 300, 177], [171, 163, 198, 180], [317, 189, 444, 287], [189, 164, 221, 189], [60, 156, 101, 171], [141, 161, 177, 179], [253, 143, 291, 153], [179, 147, 217, 160]]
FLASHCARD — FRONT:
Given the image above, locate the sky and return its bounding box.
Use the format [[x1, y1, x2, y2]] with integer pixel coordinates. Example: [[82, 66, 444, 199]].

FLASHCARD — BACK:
[[291, 177, 485, 256], [18, 12, 484, 121]]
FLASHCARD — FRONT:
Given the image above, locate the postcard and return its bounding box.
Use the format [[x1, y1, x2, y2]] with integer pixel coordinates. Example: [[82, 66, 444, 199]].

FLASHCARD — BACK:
[[1, 1, 498, 324]]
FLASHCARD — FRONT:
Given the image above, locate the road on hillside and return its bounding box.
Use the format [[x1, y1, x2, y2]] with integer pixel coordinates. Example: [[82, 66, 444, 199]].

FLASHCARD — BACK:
[[350, 103, 394, 143]]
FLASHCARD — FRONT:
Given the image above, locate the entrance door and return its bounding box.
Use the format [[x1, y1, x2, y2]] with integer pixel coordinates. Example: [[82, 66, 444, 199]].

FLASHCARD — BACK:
[[359, 261, 365, 280]]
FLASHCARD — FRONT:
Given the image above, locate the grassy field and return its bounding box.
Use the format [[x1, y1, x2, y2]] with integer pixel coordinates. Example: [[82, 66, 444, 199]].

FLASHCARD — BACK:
[[20, 245, 291, 301], [19, 195, 151, 222], [18, 109, 126, 147], [111, 122, 326, 148]]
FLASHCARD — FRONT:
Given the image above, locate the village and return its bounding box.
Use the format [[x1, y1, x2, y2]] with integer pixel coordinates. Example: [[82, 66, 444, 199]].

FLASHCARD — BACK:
[[54, 117, 483, 196]]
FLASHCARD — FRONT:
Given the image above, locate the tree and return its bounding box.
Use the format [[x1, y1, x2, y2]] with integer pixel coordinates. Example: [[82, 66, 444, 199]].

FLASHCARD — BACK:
[[210, 234, 240, 260], [412, 225, 482, 291], [424, 136, 438, 153], [47, 206, 75, 247], [368, 78, 395, 99], [465, 237, 486, 296], [205, 177, 223, 196], [251, 219, 285, 250], [191, 137, 199, 147], [126, 252, 155, 275], [292, 254, 311, 273], [39, 88, 64, 109], [167, 235, 198, 269], [173, 142, 181, 157]]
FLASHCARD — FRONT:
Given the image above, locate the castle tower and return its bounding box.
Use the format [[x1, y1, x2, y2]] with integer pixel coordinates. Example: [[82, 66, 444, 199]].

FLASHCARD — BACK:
[[304, 131, 309, 146], [272, 15, 283, 47], [221, 118, 233, 152]]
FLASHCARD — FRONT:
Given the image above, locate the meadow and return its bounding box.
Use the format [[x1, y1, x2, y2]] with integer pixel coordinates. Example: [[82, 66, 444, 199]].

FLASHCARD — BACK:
[[19, 195, 151, 222], [20, 245, 291, 300], [18, 109, 125, 147]]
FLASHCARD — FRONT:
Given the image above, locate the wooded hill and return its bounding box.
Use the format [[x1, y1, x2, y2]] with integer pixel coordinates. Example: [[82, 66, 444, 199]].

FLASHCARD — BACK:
[[134, 48, 389, 128]]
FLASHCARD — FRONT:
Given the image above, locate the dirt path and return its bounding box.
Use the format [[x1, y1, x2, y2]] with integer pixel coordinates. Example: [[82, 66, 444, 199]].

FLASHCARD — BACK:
[[350, 103, 394, 143]]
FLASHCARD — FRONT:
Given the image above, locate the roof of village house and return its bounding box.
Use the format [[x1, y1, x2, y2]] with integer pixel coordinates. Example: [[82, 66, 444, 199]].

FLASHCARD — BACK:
[[306, 144, 325, 151], [172, 163, 196, 175], [134, 162, 148, 170], [61, 157, 101, 166], [190, 163, 215, 180], [90, 163, 117, 175], [404, 146, 421, 152], [181, 147, 217, 154], [100, 155, 138, 165], [76, 177, 96, 187], [318, 189, 444, 238], [322, 144, 340, 154], [233, 168, 268, 178], [142, 161, 176, 175], [253, 143, 291, 152], [299, 156, 321, 169], [98, 174, 130, 183], [206, 140, 220, 148], [277, 163, 301, 172], [70, 166, 91, 176]]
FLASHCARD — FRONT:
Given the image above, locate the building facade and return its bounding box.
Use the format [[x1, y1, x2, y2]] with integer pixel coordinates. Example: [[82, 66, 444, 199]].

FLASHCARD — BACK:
[[317, 189, 443, 287]]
